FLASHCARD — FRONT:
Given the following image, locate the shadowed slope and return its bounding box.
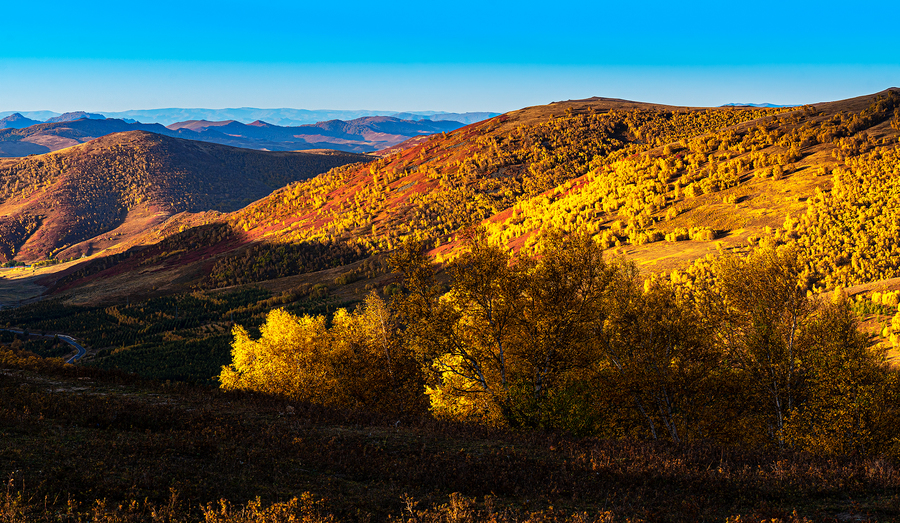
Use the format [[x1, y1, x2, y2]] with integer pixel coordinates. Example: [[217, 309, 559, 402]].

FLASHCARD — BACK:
[[0, 131, 372, 262]]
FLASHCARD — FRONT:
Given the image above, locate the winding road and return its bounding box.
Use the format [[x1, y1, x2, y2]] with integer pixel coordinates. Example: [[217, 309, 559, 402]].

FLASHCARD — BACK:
[[0, 328, 86, 364]]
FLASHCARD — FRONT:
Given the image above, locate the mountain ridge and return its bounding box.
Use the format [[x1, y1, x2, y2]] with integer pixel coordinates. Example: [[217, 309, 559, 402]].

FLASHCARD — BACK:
[[0, 108, 500, 127], [45, 111, 106, 123], [0, 116, 468, 157], [3, 89, 899, 310]]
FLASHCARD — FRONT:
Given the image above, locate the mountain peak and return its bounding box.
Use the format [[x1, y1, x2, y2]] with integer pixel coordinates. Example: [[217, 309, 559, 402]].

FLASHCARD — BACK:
[[45, 111, 106, 123], [166, 120, 238, 131], [0, 113, 41, 129]]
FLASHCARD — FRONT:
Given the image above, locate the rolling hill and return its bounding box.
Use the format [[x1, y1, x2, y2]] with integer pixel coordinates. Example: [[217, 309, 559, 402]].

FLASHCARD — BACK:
[[0, 89, 896, 335], [0, 131, 372, 263], [9, 89, 894, 307]]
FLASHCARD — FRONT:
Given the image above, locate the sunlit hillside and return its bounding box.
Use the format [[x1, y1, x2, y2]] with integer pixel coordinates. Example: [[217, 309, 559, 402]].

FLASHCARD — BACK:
[[19, 89, 897, 306], [199, 100, 788, 286], [185, 90, 897, 290]]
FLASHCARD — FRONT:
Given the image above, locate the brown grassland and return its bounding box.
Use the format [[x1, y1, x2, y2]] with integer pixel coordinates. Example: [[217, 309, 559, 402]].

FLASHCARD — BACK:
[[2, 353, 899, 523]]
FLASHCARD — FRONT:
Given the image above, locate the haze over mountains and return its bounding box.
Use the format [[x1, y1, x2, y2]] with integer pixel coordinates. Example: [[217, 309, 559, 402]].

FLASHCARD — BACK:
[[0, 108, 498, 127], [0, 114, 469, 157]]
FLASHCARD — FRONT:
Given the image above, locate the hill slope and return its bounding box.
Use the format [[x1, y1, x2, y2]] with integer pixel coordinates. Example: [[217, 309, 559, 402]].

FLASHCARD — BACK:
[[183, 89, 898, 292], [9, 89, 900, 308], [0, 131, 372, 262], [28, 97, 788, 299]]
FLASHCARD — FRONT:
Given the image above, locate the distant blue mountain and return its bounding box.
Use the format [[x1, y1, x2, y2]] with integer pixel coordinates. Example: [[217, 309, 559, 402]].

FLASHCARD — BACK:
[[0, 113, 41, 129], [390, 112, 499, 124], [0, 115, 468, 157], [0, 108, 499, 127], [45, 111, 106, 123], [0, 110, 60, 121], [720, 103, 794, 108], [99, 108, 498, 126]]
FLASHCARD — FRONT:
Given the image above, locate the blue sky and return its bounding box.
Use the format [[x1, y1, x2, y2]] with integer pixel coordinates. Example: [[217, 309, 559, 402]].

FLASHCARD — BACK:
[[1, 0, 897, 113]]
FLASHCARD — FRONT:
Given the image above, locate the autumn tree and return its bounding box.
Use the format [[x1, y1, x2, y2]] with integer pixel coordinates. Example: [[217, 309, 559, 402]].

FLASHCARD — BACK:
[[784, 293, 898, 455], [391, 229, 632, 429], [709, 246, 814, 447], [326, 292, 425, 413], [220, 309, 328, 399], [220, 293, 423, 414], [598, 279, 723, 443]]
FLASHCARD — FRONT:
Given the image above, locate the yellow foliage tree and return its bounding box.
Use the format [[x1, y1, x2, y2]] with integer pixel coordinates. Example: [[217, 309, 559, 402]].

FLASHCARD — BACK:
[[220, 293, 423, 413], [220, 309, 328, 399]]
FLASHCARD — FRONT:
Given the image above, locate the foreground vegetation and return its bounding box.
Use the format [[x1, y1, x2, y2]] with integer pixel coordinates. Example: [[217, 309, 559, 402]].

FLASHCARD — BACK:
[[221, 231, 900, 457], [2, 352, 898, 522]]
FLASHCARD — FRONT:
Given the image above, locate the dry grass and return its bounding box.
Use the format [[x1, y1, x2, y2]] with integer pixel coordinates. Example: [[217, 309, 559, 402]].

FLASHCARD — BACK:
[[1, 354, 899, 523]]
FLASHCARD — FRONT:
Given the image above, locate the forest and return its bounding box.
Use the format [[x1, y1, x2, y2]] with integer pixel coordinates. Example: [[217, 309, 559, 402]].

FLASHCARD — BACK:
[[221, 230, 900, 455]]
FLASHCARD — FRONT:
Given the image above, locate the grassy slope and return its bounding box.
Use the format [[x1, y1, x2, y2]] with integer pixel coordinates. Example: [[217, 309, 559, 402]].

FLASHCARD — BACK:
[[1, 358, 898, 523]]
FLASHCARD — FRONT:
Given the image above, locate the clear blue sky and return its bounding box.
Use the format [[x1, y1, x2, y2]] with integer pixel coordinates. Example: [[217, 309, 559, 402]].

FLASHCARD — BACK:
[[1, 0, 896, 113]]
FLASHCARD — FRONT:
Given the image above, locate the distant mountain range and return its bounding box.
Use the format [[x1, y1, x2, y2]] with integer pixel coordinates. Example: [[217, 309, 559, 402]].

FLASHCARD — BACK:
[[0, 108, 499, 127], [720, 103, 793, 108], [0, 115, 471, 157], [45, 111, 107, 123]]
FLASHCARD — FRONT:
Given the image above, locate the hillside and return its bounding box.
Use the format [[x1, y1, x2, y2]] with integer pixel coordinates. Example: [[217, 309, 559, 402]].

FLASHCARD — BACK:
[[0, 115, 469, 157], [197, 97, 793, 286], [207, 89, 899, 285], [0, 131, 372, 262], [19, 98, 765, 299], [16, 89, 897, 307]]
